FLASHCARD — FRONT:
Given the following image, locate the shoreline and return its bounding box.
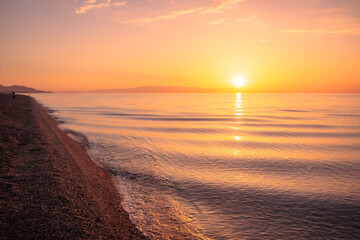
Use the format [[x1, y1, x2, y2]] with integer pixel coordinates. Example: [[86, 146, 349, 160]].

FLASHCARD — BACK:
[[0, 94, 147, 239]]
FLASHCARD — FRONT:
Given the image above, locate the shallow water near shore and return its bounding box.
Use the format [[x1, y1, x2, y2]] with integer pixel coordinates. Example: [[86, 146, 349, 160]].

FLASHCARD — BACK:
[[33, 93, 360, 239]]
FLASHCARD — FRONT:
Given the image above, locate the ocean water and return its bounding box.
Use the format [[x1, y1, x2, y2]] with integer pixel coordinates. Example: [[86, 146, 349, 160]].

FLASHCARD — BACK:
[[33, 93, 360, 239]]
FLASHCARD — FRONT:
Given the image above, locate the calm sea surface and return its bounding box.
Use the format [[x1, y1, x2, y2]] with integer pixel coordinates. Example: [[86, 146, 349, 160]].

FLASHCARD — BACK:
[[33, 93, 360, 239]]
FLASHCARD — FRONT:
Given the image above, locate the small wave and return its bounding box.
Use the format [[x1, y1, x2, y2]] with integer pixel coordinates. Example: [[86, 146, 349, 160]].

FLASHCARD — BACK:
[[246, 114, 304, 120], [45, 108, 56, 113], [64, 129, 90, 148], [243, 130, 360, 138], [240, 123, 360, 129], [328, 113, 360, 118], [168, 174, 360, 239], [279, 109, 310, 113], [43, 107, 68, 124], [57, 119, 66, 124], [133, 117, 269, 122], [104, 113, 165, 117], [222, 140, 360, 152], [141, 126, 224, 134]]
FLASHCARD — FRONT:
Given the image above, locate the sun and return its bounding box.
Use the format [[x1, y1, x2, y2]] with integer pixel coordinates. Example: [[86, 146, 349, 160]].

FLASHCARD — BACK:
[[232, 77, 247, 87]]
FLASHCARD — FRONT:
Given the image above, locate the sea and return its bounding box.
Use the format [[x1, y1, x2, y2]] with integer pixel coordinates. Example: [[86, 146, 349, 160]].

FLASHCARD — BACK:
[[33, 93, 360, 240]]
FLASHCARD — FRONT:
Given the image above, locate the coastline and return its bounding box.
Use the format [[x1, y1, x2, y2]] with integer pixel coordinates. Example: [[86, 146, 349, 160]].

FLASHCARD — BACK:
[[0, 94, 147, 239]]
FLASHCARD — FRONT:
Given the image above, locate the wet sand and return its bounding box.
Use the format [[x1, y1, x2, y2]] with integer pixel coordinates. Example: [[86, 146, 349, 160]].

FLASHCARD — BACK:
[[0, 94, 147, 239]]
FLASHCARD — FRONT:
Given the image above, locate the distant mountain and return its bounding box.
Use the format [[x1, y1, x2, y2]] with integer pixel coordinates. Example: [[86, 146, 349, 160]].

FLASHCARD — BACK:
[[94, 86, 237, 93], [0, 84, 51, 93]]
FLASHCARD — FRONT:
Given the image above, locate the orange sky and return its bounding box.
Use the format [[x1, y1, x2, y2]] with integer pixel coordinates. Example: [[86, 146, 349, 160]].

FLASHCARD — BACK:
[[0, 0, 359, 92]]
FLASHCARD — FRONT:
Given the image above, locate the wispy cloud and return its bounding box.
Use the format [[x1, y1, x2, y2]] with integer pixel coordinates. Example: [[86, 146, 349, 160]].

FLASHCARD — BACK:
[[283, 11, 360, 35], [84, 0, 96, 4], [75, 0, 126, 14], [210, 18, 227, 25], [113, 1, 126, 7], [201, 0, 246, 14], [127, 7, 205, 24], [209, 15, 253, 25], [306, 7, 349, 15], [284, 27, 360, 35], [241, 0, 360, 36], [1, 67, 16, 71], [75, 0, 360, 33], [125, 0, 246, 24]]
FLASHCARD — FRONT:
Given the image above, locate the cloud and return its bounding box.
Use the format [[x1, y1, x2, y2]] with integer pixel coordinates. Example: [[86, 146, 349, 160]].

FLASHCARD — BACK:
[[209, 15, 253, 25], [74, 0, 360, 34], [1, 67, 16, 71], [283, 8, 360, 36], [240, 0, 360, 36], [113, 1, 126, 7], [306, 7, 349, 14], [125, 0, 246, 24], [201, 0, 245, 14], [210, 18, 227, 25], [75, 0, 126, 14], [76, 3, 109, 14], [284, 27, 360, 35], [127, 7, 205, 24]]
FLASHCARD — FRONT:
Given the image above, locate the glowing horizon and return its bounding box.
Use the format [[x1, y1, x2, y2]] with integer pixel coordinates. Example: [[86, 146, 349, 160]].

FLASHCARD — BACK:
[[0, 0, 359, 92]]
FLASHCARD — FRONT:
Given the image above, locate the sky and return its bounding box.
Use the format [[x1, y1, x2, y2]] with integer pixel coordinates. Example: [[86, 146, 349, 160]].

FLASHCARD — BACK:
[[0, 0, 359, 92]]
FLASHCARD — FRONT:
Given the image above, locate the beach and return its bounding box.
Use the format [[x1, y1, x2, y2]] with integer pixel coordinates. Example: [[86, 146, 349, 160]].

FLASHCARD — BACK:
[[0, 94, 146, 239]]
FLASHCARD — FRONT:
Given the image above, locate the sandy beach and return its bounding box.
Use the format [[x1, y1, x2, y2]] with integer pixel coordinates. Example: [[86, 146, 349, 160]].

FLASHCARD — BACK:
[[0, 94, 147, 239]]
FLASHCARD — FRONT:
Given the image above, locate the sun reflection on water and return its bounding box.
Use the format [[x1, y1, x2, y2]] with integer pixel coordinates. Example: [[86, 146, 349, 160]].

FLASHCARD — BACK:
[[233, 93, 244, 155], [234, 93, 243, 116]]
